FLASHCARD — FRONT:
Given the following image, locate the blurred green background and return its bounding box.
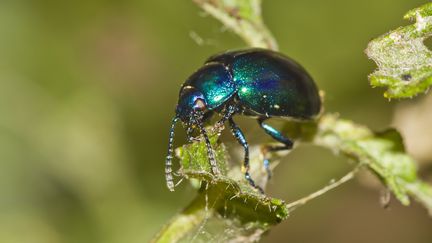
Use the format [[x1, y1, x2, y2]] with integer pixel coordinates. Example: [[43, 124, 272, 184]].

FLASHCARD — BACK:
[[1, 0, 431, 242]]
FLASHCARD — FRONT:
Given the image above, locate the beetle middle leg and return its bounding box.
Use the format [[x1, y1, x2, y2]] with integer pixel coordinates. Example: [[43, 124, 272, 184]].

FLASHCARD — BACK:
[[214, 105, 237, 130], [257, 118, 293, 180], [228, 117, 264, 193]]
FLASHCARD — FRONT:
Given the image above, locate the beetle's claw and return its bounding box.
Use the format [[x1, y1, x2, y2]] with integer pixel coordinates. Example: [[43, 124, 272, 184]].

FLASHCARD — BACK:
[[255, 185, 265, 194], [211, 165, 221, 175]]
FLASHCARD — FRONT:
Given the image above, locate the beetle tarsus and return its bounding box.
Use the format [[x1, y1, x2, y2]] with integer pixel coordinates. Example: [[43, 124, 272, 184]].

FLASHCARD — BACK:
[[245, 172, 265, 194], [263, 158, 272, 180]]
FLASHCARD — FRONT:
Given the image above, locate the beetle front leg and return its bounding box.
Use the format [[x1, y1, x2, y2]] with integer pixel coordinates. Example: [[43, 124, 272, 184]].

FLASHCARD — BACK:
[[229, 117, 264, 194], [258, 118, 293, 180]]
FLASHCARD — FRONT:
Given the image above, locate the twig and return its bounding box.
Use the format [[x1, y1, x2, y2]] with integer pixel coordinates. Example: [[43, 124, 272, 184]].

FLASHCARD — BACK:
[[193, 0, 278, 50], [286, 166, 360, 211]]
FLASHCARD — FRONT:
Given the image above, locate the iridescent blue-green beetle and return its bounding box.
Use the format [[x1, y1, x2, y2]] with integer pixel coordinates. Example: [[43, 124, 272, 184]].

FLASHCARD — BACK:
[[165, 49, 321, 193]]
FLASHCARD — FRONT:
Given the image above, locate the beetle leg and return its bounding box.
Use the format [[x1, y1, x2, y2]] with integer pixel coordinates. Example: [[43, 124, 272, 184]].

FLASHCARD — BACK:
[[258, 118, 293, 180], [229, 117, 265, 194], [186, 125, 195, 142], [196, 120, 221, 175], [216, 105, 237, 128], [186, 125, 201, 142]]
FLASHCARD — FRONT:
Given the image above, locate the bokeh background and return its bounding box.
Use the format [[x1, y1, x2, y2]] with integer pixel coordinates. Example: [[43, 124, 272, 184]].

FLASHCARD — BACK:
[[1, 0, 431, 242]]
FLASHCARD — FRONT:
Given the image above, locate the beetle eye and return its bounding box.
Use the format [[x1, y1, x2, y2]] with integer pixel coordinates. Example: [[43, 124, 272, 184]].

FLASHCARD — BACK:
[[193, 98, 206, 110]]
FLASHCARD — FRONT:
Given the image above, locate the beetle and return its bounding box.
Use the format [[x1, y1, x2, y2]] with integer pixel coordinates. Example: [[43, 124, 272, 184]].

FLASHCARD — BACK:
[[165, 48, 321, 193]]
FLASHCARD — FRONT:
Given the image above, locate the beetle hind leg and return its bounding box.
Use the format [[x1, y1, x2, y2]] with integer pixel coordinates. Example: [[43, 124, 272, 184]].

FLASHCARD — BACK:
[[258, 118, 293, 180], [228, 117, 264, 194]]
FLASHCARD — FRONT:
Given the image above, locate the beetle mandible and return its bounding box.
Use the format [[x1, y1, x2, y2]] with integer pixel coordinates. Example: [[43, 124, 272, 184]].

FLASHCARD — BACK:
[[165, 49, 322, 193]]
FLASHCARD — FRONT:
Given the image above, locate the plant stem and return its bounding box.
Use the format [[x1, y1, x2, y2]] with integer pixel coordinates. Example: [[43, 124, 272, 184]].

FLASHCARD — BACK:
[[194, 0, 278, 50]]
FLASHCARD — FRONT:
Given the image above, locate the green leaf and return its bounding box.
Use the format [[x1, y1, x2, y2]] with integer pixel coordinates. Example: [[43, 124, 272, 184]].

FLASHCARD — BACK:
[[366, 2, 432, 99], [314, 114, 428, 206], [177, 134, 288, 221], [153, 132, 289, 242]]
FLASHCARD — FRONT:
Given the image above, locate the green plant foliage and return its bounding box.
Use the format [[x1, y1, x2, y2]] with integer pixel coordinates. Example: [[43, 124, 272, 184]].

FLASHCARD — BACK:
[[177, 134, 288, 223], [366, 3, 432, 99], [153, 133, 289, 242], [153, 114, 432, 242], [313, 115, 428, 207]]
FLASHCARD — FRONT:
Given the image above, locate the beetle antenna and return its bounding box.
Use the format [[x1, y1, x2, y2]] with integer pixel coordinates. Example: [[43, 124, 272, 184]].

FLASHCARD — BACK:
[[165, 116, 179, 191], [196, 119, 220, 175]]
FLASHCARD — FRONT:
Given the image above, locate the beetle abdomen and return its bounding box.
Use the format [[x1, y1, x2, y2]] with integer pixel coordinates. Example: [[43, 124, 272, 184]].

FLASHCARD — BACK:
[[230, 50, 321, 119]]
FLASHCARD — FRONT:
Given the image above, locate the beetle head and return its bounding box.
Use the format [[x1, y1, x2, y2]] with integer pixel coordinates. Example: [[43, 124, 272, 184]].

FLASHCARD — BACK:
[[176, 86, 208, 125], [166, 86, 214, 191]]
